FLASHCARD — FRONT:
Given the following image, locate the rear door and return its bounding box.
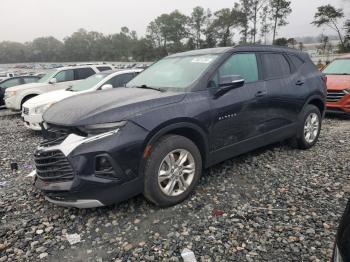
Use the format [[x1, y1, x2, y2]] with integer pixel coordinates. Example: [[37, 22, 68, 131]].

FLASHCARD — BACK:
[[258, 52, 302, 130]]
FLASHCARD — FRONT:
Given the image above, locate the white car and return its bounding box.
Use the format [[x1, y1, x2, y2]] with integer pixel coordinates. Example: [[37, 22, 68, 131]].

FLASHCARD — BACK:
[[0, 72, 17, 82], [22, 69, 142, 130], [4, 64, 113, 111]]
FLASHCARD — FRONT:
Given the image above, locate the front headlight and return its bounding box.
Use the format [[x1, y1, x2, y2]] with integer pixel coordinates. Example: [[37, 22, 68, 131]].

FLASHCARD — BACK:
[[344, 89, 350, 94], [5, 90, 16, 98], [34, 103, 55, 114], [79, 121, 127, 136]]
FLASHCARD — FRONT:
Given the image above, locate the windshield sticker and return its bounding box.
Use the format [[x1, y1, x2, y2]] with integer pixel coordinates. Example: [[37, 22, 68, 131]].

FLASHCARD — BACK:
[[191, 57, 214, 64]]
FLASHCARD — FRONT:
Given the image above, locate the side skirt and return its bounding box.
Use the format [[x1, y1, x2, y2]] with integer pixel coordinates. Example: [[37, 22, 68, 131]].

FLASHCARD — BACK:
[[207, 123, 297, 167]]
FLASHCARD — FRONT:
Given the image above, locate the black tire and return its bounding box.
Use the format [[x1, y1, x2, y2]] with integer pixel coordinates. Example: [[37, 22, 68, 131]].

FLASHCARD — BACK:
[[292, 104, 322, 149], [143, 135, 202, 207]]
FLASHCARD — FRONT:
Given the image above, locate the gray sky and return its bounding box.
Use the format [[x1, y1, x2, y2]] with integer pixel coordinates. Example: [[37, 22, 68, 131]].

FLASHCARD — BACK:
[[1, 0, 349, 42]]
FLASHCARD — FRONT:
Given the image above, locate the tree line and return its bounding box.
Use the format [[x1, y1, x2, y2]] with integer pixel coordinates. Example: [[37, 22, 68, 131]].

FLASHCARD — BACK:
[[0, 1, 349, 63]]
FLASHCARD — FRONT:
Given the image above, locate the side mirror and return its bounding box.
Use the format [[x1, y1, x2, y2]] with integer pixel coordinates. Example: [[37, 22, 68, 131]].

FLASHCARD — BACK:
[[101, 84, 113, 90], [49, 78, 57, 84], [215, 75, 245, 98]]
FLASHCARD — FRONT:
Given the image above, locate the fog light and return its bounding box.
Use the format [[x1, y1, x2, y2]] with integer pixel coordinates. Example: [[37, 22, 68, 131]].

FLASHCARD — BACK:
[[95, 156, 112, 172]]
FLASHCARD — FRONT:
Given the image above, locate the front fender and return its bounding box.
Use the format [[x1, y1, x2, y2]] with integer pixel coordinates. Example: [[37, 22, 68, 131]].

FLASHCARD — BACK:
[[18, 90, 42, 108], [137, 119, 210, 169]]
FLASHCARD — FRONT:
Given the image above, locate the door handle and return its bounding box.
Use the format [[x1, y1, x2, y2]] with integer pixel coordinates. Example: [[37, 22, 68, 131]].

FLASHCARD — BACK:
[[255, 90, 267, 97], [296, 80, 305, 86]]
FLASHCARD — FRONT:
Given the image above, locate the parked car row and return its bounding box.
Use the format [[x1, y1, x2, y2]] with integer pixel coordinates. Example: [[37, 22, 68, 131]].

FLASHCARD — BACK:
[[22, 69, 142, 130], [0, 75, 41, 106], [4, 64, 113, 111]]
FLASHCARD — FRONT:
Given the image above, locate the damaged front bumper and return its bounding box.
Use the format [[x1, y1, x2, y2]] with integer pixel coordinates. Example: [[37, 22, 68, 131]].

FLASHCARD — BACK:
[[34, 122, 148, 208]]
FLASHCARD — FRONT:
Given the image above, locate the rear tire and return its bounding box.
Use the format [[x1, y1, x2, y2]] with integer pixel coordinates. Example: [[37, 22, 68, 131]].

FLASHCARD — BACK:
[[143, 135, 202, 207], [292, 104, 322, 149]]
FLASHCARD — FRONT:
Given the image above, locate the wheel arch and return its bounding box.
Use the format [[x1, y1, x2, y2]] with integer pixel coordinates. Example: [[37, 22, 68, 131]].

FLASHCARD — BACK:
[[303, 95, 326, 117], [20, 93, 39, 108], [141, 120, 210, 170]]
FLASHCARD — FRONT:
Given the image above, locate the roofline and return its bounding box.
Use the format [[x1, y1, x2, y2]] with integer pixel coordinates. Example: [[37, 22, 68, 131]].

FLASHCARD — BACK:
[[104, 68, 144, 76]]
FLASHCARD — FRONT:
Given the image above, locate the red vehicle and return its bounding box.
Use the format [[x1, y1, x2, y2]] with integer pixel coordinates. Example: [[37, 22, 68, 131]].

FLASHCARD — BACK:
[[323, 54, 350, 116]]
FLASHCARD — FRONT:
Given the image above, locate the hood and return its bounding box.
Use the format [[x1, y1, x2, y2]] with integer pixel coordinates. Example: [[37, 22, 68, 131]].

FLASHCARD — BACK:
[[23, 89, 75, 108], [6, 82, 48, 92], [325, 75, 350, 91], [43, 87, 186, 126]]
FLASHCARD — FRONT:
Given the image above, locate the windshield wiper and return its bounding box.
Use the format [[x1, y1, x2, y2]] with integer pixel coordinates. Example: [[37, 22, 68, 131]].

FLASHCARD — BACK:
[[132, 84, 164, 92]]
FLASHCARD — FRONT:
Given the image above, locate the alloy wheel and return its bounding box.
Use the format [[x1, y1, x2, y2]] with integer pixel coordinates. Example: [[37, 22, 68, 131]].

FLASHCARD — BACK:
[[157, 149, 195, 197], [304, 112, 320, 144]]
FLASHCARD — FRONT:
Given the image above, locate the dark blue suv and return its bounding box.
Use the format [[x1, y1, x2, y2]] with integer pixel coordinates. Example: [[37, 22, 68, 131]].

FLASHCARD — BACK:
[[34, 46, 326, 208]]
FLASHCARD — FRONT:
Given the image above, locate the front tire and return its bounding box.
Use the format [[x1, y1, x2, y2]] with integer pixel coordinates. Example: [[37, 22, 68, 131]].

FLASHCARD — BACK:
[[293, 104, 322, 149], [143, 135, 202, 207]]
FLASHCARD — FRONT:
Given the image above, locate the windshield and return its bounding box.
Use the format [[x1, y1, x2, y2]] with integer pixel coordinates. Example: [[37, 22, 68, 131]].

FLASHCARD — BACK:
[[70, 74, 106, 92], [38, 70, 57, 83], [126, 54, 219, 90], [323, 59, 350, 75]]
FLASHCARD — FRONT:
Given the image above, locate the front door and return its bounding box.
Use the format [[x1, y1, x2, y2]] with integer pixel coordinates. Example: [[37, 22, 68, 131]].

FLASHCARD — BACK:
[[209, 53, 269, 152]]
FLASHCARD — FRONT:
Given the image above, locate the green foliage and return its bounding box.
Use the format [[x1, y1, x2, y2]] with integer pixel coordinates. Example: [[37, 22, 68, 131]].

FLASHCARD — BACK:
[[146, 10, 189, 54], [274, 37, 288, 46], [0, 3, 298, 64], [312, 5, 345, 49], [269, 0, 292, 43], [340, 20, 350, 53], [211, 7, 241, 47], [312, 5, 344, 28]]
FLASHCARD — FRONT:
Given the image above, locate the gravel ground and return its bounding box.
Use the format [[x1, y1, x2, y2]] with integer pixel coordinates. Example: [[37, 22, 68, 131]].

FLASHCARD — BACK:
[[0, 109, 349, 262]]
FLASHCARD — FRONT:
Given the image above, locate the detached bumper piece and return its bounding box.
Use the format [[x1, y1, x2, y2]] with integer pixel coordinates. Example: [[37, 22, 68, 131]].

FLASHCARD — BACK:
[[34, 150, 74, 182], [45, 197, 104, 208]]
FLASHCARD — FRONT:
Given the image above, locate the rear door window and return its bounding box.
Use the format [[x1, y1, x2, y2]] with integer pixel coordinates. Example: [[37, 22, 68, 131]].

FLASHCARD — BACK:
[[23, 76, 39, 84], [97, 66, 112, 72], [75, 68, 96, 80], [289, 55, 305, 71], [261, 53, 291, 79], [55, 69, 74, 82], [105, 73, 135, 87]]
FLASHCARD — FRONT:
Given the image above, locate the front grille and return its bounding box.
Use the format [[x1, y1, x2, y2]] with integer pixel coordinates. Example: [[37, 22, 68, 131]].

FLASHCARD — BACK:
[[327, 90, 346, 103], [23, 107, 29, 115], [34, 150, 74, 182], [41, 126, 71, 147]]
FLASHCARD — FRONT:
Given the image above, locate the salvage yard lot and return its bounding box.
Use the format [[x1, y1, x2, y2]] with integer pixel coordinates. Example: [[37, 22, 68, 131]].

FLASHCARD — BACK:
[[0, 109, 349, 262]]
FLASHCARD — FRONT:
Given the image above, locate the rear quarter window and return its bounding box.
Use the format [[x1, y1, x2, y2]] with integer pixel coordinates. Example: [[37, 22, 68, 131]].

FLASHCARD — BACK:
[[289, 55, 305, 70], [75, 68, 96, 80], [97, 66, 112, 72]]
